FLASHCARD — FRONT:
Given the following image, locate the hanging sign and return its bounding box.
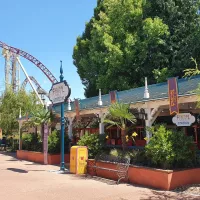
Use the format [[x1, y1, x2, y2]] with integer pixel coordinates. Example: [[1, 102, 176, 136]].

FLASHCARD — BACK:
[[49, 81, 71, 105], [172, 113, 195, 126], [109, 91, 117, 104], [168, 77, 179, 115]]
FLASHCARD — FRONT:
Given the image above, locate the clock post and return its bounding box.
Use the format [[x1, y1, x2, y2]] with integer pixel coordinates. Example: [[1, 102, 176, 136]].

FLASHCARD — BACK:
[[49, 61, 71, 171], [59, 61, 65, 171]]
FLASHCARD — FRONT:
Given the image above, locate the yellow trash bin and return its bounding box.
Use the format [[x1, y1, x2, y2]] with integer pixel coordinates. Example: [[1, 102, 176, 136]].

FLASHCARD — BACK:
[[70, 146, 88, 174]]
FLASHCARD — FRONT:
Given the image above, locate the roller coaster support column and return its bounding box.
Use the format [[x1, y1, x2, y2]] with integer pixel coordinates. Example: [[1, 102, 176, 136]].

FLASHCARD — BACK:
[[17, 57, 44, 106]]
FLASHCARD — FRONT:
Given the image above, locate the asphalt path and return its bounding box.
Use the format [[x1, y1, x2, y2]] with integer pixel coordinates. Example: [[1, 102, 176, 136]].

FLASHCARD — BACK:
[[0, 152, 198, 200]]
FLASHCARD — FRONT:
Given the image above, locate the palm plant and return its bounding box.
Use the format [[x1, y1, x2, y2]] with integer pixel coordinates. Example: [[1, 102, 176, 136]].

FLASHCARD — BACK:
[[23, 108, 55, 139], [104, 102, 136, 150]]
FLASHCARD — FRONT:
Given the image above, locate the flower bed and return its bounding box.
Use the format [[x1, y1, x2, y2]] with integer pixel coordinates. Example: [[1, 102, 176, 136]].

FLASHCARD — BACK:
[[87, 159, 200, 190], [17, 150, 70, 165]]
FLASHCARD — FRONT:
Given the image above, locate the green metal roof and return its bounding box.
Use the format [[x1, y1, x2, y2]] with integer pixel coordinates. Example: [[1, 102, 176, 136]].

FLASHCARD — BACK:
[[53, 76, 200, 113]]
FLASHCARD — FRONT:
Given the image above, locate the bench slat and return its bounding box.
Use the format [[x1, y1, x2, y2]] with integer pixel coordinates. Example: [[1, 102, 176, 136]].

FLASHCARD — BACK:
[[89, 166, 127, 173]]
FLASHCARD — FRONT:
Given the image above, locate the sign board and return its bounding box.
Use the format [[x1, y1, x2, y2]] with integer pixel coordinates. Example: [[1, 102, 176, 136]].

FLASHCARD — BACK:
[[172, 113, 195, 127], [43, 123, 49, 165], [49, 81, 71, 105]]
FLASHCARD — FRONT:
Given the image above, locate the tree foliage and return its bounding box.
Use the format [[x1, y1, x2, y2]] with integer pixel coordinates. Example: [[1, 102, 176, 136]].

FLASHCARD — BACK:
[[77, 133, 106, 158], [146, 0, 200, 77], [73, 0, 200, 97], [0, 89, 41, 135]]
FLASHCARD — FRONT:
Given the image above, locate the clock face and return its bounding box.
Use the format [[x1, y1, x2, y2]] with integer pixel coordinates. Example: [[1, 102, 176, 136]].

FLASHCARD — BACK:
[[49, 81, 71, 105]]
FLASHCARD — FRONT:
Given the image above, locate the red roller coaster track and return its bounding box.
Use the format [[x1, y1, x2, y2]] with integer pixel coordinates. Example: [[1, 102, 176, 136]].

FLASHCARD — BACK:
[[0, 41, 58, 84]]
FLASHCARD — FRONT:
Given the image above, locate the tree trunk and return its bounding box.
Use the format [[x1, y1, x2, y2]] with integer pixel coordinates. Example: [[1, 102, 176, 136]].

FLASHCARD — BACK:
[[121, 129, 126, 151]]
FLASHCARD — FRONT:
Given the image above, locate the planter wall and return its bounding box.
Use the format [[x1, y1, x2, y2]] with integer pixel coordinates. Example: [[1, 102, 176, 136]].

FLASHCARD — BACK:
[[17, 150, 70, 165], [87, 159, 200, 190], [95, 161, 119, 181]]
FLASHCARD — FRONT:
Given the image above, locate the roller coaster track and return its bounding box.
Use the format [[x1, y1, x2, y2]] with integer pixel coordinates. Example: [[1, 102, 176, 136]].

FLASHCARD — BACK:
[[0, 41, 58, 84], [21, 76, 48, 95]]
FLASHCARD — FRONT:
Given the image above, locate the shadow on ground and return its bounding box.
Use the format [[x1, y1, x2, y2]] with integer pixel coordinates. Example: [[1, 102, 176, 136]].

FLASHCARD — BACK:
[[6, 159, 18, 161], [140, 191, 200, 200], [6, 168, 46, 173], [7, 168, 28, 173], [0, 152, 17, 158]]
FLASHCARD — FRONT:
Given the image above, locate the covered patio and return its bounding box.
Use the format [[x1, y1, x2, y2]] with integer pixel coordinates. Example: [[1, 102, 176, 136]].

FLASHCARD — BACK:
[[53, 76, 200, 148]]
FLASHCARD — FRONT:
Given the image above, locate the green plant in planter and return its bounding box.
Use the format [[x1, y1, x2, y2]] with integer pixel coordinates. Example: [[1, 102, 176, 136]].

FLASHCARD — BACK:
[[22, 133, 42, 152], [48, 130, 70, 154], [77, 133, 106, 158], [145, 124, 196, 169]]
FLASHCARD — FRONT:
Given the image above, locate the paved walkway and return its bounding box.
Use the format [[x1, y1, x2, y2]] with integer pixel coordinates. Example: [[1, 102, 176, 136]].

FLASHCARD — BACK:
[[0, 152, 199, 200]]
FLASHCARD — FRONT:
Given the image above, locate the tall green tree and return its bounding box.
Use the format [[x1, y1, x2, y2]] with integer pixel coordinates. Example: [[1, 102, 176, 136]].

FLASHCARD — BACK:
[[73, 0, 200, 97], [0, 89, 40, 136], [146, 0, 200, 78]]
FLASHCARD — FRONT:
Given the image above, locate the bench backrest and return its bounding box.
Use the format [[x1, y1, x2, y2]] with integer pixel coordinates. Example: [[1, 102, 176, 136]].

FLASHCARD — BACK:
[[95, 153, 130, 165]]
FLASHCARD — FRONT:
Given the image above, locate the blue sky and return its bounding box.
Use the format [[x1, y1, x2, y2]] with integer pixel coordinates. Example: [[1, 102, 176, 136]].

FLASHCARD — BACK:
[[0, 0, 97, 100]]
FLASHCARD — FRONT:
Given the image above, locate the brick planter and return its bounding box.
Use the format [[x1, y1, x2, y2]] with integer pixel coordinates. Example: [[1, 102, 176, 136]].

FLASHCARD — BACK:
[[17, 150, 70, 165], [87, 159, 200, 190]]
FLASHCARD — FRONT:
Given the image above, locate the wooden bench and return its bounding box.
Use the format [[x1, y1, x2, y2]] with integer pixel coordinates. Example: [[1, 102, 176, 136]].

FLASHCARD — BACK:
[[87, 153, 130, 184]]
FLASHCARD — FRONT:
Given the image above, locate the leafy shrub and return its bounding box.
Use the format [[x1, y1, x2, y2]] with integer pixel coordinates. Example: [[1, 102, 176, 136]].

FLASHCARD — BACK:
[[130, 150, 149, 166], [145, 124, 196, 169], [108, 148, 148, 165], [109, 148, 130, 159], [48, 130, 70, 154], [22, 133, 42, 152], [77, 133, 106, 158]]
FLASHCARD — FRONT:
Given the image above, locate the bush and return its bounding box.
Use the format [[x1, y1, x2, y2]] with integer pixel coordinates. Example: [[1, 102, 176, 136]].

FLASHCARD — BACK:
[[77, 133, 106, 158], [48, 130, 70, 154], [22, 133, 42, 152], [145, 124, 196, 169], [109, 148, 130, 159], [108, 148, 148, 165]]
